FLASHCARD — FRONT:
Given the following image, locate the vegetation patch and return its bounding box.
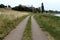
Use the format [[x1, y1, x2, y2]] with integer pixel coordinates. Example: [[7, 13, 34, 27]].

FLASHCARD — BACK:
[[0, 15, 27, 40], [22, 16, 32, 40], [34, 13, 60, 40]]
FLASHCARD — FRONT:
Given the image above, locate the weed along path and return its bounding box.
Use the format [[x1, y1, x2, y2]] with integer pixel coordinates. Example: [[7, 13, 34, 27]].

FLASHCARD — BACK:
[[3, 16, 30, 40], [31, 16, 48, 40]]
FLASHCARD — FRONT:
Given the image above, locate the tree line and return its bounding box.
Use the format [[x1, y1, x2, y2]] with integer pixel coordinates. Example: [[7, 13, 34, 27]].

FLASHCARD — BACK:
[[0, 4, 11, 8], [0, 3, 60, 13], [0, 3, 44, 13], [12, 5, 41, 13], [12, 3, 44, 13]]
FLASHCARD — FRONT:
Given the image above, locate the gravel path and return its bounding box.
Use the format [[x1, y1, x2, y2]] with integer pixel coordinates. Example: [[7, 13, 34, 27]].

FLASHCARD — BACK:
[[3, 16, 30, 40], [31, 16, 49, 40]]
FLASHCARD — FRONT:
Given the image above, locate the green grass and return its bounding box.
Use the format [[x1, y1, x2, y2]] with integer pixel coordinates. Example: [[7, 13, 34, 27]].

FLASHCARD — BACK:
[[0, 15, 28, 40], [22, 16, 32, 40], [34, 13, 60, 40]]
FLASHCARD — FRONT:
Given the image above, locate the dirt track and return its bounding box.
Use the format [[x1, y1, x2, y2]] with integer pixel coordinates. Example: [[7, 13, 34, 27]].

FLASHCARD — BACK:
[[3, 15, 49, 40], [31, 16, 48, 40], [3, 16, 29, 40]]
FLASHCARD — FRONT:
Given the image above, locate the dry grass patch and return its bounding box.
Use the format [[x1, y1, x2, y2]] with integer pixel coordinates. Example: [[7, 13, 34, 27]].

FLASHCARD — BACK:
[[0, 9, 29, 40]]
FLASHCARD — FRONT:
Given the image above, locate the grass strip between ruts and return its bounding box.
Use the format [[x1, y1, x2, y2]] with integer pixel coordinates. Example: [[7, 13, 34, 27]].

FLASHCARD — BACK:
[[22, 16, 32, 40]]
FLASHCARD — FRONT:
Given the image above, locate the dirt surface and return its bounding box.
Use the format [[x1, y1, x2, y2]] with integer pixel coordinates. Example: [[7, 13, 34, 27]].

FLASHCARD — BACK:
[[31, 16, 49, 40], [3, 16, 30, 40], [3, 15, 49, 40]]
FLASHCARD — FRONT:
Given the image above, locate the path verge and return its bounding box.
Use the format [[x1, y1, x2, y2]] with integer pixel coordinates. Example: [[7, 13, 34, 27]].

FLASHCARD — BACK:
[[3, 16, 30, 40], [31, 16, 48, 40]]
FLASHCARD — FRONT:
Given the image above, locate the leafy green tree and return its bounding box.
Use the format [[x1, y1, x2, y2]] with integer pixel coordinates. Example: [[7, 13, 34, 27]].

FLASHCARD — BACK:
[[8, 5, 11, 8], [0, 4, 5, 8]]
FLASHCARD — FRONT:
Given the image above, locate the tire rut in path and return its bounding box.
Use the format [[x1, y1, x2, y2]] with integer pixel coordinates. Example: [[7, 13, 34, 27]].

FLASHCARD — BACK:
[[3, 16, 30, 40], [31, 16, 49, 40]]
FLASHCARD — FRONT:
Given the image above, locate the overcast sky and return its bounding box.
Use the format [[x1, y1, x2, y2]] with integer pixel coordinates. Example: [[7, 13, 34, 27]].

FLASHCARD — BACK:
[[0, 0, 60, 11]]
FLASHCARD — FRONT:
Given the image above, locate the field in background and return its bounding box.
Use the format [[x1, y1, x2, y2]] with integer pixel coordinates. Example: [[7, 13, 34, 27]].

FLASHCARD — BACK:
[[34, 13, 60, 40], [0, 8, 29, 19], [0, 8, 29, 40]]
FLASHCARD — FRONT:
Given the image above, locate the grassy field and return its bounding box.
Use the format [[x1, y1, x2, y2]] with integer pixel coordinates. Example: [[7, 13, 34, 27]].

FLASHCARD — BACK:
[[0, 8, 29, 40], [34, 13, 60, 40], [22, 16, 32, 40]]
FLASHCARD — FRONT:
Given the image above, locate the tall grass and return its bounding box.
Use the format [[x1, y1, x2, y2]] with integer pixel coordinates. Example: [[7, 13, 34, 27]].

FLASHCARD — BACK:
[[22, 16, 32, 40], [0, 15, 27, 40], [0, 9, 29, 40], [34, 13, 60, 40]]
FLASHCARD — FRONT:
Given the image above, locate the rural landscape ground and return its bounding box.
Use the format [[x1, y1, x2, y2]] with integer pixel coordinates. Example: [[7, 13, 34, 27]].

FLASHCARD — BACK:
[[0, 8, 60, 40]]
